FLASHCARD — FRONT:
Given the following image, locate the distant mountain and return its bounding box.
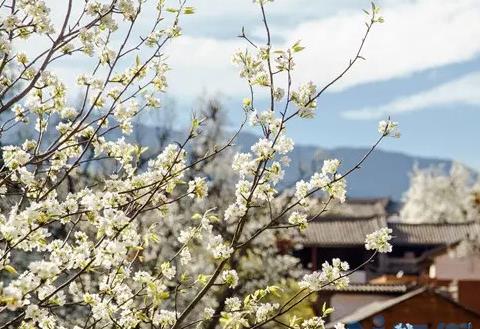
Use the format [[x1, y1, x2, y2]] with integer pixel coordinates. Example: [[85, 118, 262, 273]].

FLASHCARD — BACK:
[[0, 123, 456, 201], [235, 131, 454, 200], [127, 125, 455, 201], [308, 147, 453, 200]]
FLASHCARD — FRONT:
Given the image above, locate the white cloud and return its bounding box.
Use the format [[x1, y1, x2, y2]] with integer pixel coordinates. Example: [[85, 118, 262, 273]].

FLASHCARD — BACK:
[[342, 71, 480, 119], [179, 0, 360, 38], [164, 36, 245, 99], [164, 0, 480, 99], [289, 0, 480, 91], [19, 0, 480, 105]]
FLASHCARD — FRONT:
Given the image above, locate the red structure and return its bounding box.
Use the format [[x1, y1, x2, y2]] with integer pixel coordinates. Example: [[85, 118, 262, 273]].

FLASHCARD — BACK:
[[326, 288, 480, 328], [294, 198, 480, 328]]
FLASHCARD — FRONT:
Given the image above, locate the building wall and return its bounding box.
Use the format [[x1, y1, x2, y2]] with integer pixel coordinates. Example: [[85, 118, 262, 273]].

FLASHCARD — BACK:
[[358, 291, 480, 329], [330, 294, 393, 321], [458, 281, 480, 315], [434, 254, 480, 280]]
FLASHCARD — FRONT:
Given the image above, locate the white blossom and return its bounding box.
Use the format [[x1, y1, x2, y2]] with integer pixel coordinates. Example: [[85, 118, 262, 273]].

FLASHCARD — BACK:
[[309, 172, 329, 190], [153, 310, 176, 328], [251, 138, 273, 160], [202, 307, 215, 320], [29, 261, 60, 280], [288, 211, 308, 230], [1, 286, 23, 311], [365, 227, 393, 253], [222, 269, 239, 288], [232, 153, 255, 177], [378, 119, 400, 138], [295, 180, 310, 200], [326, 178, 347, 203], [292, 82, 317, 118], [160, 262, 176, 280], [255, 302, 279, 322], [180, 248, 191, 265], [188, 177, 209, 200], [2, 146, 30, 169], [299, 258, 350, 291], [224, 202, 247, 222], [225, 297, 242, 311], [322, 159, 340, 175], [178, 227, 196, 244], [274, 135, 294, 155], [301, 317, 325, 329], [207, 235, 234, 260], [0, 1, 397, 327], [401, 163, 478, 223]]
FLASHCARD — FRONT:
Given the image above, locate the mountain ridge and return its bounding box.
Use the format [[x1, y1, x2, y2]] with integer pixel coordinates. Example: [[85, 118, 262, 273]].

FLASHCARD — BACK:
[[0, 123, 457, 201], [132, 126, 456, 201], [246, 137, 454, 201]]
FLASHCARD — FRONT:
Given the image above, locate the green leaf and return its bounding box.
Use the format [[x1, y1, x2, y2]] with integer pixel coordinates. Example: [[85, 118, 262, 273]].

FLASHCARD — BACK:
[[197, 274, 209, 285], [180, 273, 190, 282], [191, 118, 200, 130], [183, 6, 195, 14], [291, 40, 305, 53], [208, 215, 219, 222], [268, 285, 282, 297], [4, 265, 17, 275], [324, 307, 334, 315], [149, 233, 160, 243]]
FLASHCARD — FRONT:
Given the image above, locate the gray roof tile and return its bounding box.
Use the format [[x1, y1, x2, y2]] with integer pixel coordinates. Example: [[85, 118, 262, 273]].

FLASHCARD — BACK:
[[302, 216, 387, 247], [390, 222, 480, 245], [302, 216, 480, 247], [320, 283, 412, 293]]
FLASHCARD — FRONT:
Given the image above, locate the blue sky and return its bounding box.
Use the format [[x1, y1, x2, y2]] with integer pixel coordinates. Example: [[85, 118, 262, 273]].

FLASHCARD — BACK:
[[156, 0, 480, 170], [40, 0, 479, 169]]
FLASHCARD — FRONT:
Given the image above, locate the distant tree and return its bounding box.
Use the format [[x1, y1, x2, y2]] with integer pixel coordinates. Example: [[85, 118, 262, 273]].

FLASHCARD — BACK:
[[400, 163, 480, 223]]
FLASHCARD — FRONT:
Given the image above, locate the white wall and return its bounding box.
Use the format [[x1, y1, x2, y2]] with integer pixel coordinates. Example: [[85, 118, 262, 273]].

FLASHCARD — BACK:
[[330, 293, 393, 321], [434, 254, 480, 280]]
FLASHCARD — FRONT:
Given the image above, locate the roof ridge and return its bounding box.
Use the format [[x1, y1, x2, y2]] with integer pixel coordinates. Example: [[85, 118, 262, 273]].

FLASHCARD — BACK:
[[309, 214, 384, 222], [325, 287, 427, 327], [390, 221, 478, 226]]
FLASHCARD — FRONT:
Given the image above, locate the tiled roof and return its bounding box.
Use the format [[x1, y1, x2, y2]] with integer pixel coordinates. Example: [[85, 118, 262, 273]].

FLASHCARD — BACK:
[[326, 287, 480, 327], [320, 283, 412, 294], [302, 216, 480, 247], [302, 216, 387, 247], [312, 197, 391, 218], [390, 222, 480, 245]]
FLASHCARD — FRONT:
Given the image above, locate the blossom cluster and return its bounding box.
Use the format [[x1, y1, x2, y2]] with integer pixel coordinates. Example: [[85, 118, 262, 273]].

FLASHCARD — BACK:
[[299, 258, 351, 291], [365, 227, 394, 253], [0, 0, 396, 328], [401, 162, 479, 224], [378, 119, 400, 138]]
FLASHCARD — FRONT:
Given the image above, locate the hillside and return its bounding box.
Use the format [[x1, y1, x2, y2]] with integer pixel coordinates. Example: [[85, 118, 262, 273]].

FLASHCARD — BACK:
[[129, 125, 455, 201], [1, 123, 455, 201]]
